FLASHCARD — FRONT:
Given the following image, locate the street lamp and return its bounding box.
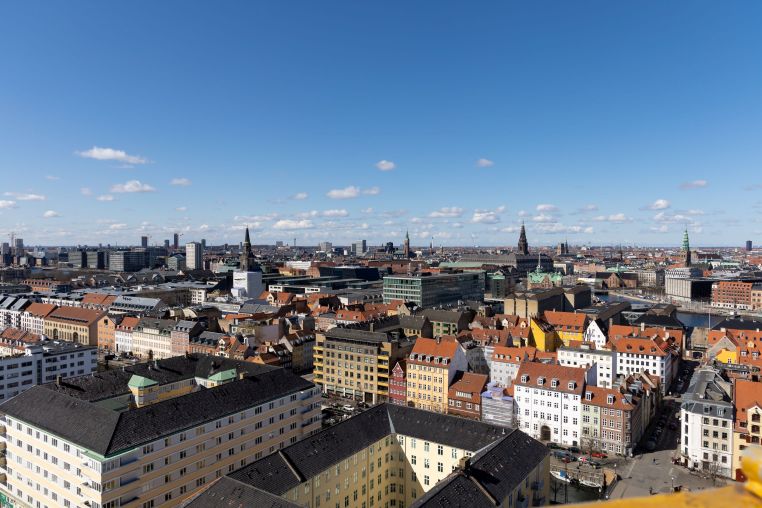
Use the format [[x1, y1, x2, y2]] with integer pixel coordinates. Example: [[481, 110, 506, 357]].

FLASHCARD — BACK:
[[671, 475, 675, 492]]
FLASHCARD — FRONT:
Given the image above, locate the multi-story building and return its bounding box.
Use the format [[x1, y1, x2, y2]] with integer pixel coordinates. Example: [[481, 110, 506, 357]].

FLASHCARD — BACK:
[[43, 306, 105, 346], [108, 250, 147, 272], [314, 327, 415, 404], [406, 338, 468, 413], [447, 372, 488, 419], [558, 343, 617, 388], [279, 331, 316, 373], [513, 362, 590, 447], [490, 346, 537, 387], [733, 379, 762, 481], [543, 310, 588, 344], [389, 360, 407, 405], [97, 315, 118, 351], [114, 316, 140, 354], [19, 302, 57, 336], [712, 280, 755, 310], [0, 355, 321, 508], [680, 367, 734, 478], [131, 317, 178, 359], [170, 320, 204, 357], [186, 242, 203, 270], [481, 382, 515, 428], [382, 271, 485, 307], [581, 386, 643, 456], [0, 296, 31, 329], [610, 335, 679, 394], [87, 250, 106, 269], [752, 284, 762, 311], [0, 339, 97, 402], [186, 404, 550, 508]]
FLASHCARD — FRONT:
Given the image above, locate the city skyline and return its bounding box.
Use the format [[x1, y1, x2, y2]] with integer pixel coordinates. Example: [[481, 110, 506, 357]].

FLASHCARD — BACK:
[[2, 2, 762, 246]]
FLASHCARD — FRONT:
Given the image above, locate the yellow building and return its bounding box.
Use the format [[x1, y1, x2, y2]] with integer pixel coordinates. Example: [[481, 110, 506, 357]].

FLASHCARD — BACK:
[[406, 337, 469, 414], [544, 310, 588, 346], [315, 327, 415, 403], [733, 379, 762, 481], [529, 317, 559, 352], [186, 404, 551, 508], [0, 354, 321, 508], [43, 306, 104, 346]]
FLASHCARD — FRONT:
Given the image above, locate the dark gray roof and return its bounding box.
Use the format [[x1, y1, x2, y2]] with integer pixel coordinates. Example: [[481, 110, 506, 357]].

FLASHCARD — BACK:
[[413, 430, 549, 507], [226, 404, 519, 497], [324, 327, 391, 343], [0, 356, 313, 456], [633, 314, 685, 330], [421, 309, 469, 323], [712, 317, 762, 331], [184, 477, 304, 508]]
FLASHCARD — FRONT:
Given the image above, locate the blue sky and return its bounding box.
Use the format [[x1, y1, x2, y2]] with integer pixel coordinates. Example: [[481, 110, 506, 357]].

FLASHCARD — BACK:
[[1, 2, 761, 248]]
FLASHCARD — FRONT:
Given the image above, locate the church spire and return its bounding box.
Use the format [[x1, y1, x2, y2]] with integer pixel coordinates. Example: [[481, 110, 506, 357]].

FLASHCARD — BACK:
[[682, 228, 692, 267], [518, 222, 529, 255], [244, 226, 251, 247]]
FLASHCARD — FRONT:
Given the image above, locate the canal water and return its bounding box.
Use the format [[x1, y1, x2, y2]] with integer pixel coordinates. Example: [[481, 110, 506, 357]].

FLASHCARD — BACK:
[[599, 293, 715, 329], [549, 479, 601, 504]]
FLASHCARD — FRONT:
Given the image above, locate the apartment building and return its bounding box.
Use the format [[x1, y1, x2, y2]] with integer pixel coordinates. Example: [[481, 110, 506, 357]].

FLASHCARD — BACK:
[[406, 338, 468, 413], [543, 310, 588, 344], [43, 306, 105, 346], [19, 302, 57, 336], [733, 379, 762, 481], [490, 346, 537, 387], [680, 367, 734, 478], [0, 339, 96, 401], [447, 372, 488, 419], [610, 335, 678, 394], [97, 315, 118, 352], [187, 404, 550, 508], [711, 281, 754, 310], [131, 318, 177, 359], [581, 386, 639, 456], [481, 382, 515, 428], [314, 327, 415, 403], [558, 343, 617, 388], [0, 355, 321, 508], [0, 296, 32, 329], [513, 362, 589, 447], [389, 360, 407, 405], [114, 316, 140, 354]]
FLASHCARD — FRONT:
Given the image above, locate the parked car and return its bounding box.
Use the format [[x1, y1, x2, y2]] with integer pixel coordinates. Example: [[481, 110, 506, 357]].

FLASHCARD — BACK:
[[546, 443, 562, 450], [591, 452, 608, 459], [553, 451, 574, 462], [568, 446, 581, 454]]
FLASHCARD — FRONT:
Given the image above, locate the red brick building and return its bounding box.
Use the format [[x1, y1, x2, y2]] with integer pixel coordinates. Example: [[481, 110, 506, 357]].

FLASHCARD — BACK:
[[712, 281, 754, 310], [389, 361, 407, 406], [447, 372, 488, 419]]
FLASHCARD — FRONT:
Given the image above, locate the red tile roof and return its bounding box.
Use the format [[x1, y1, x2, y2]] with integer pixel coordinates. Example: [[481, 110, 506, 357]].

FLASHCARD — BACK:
[[514, 362, 586, 395]]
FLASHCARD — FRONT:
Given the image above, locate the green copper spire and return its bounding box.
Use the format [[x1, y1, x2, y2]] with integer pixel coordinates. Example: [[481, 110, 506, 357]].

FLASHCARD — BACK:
[[682, 228, 690, 251]]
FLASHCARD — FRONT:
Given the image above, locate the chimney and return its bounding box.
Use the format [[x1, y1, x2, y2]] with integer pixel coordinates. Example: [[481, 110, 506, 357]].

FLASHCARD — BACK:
[[459, 456, 471, 471], [56, 375, 62, 386], [238, 371, 246, 381], [640, 322, 645, 332]]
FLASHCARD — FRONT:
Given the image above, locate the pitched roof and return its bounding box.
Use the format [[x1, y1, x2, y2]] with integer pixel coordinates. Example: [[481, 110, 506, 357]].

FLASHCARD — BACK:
[[543, 310, 587, 329], [514, 362, 586, 395], [734, 379, 762, 426], [0, 355, 313, 457], [23, 302, 57, 318], [583, 386, 635, 411], [409, 338, 458, 364], [46, 306, 104, 325], [492, 346, 537, 364], [610, 336, 667, 357]]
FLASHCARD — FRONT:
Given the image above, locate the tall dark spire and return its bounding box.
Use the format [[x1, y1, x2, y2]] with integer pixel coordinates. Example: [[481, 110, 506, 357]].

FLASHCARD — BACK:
[[240, 226, 256, 272], [518, 222, 529, 255], [682, 228, 692, 267]]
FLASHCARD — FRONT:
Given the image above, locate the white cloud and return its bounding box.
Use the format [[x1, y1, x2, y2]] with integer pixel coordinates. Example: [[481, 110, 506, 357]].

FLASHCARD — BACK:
[[375, 160, 396, 171], [647, 199, 670, 210], [234, 214, 278, 222], [43, 210, 60, 218], [362, 186, 381, 196], [81, 187, 93, 196], [578, 204, 598, 213], [111, 180, 156, 193], [429, 207, 464, 218], [361, 207, 374, 214], [0, 200, 16, 209], [45, 175, 60, 181], [291, 192, 308, 200], [97, 195, 115, 202], [176, 206, 187, 212], [327, 186, 360, 199], [536, 204, 558, 212], [532, 213, 555, 223], [4, 192, 45, 201], [593, 213, 630, 222], [170, 178, 192, 186], [273, 219, 314, 230], [298, 209, 349, 218], [517, 210, 528, 217], [76, 146, 148, 164], [476, 158, 494, 168], [681, 179, 707, 189], [651, 225, 669, 233], [472, 210, 500, 224], [109, 223, 128, 230]]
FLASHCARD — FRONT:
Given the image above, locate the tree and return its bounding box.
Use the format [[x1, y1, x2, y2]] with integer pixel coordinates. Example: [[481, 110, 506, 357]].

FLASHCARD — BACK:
[[148, 349, 154, 361]]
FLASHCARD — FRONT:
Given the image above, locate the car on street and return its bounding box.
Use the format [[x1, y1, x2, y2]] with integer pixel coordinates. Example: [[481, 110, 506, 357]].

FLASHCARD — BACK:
[[568, 446, 581, 454], [546, 443, 562, 450], [553, 451, 575, 462], [591, 452, 608, 459]]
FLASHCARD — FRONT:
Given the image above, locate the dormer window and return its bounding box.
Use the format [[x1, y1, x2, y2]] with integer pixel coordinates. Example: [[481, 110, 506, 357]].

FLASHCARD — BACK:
[[568, 382, 575, 390], [585, 392, 592, 401], [521, 375, 529, 383], [551, 379, 559, 388], [607, 395, 614, 405], [537, 377, 545, 386]]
